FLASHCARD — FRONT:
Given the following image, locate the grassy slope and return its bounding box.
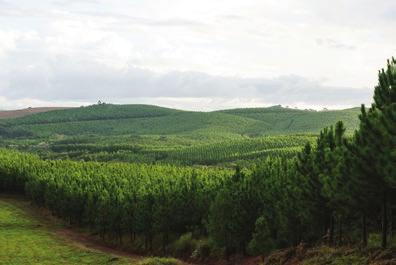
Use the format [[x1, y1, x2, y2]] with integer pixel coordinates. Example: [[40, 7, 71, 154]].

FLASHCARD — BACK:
[[0, 104, 361, 164], [218, 106, 361, 134], [6, 105, 180, 125], [1, 104, 360, 137], [0, 198, 133, 264], [0, 197, 183, 265], [13, 111, 259, 138]]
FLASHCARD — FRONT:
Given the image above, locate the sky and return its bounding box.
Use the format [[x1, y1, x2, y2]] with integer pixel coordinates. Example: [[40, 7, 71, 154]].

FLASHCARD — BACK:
[[0, 0, 395, 111]]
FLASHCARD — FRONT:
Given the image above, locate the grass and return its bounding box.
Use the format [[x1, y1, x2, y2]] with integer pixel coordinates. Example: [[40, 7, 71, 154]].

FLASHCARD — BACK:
[[0, 197, 187, 265], [265, 245, 395, 265], [300, 246, 368, 265], [0, 198, 134, 264]]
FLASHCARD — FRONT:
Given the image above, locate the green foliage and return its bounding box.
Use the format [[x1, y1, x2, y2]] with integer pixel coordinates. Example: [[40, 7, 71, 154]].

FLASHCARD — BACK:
[[0, 148, 231, 253], [0, 59, 394, 263], [346, 58, 396, 248], [208, 167, 261, 255], [171, 233, 198, 257], [0, 104, 359, 165], [190, 239, 212, 259], [6, 104, 181, 125], [2, 104, 360, 138], [247, 216, 275, 255], [219, 106, 361, 133], [21, 134, 314, 165]]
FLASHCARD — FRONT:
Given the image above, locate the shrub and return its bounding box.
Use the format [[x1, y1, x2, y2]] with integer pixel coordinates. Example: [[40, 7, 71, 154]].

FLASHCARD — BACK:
[[247, 216, 275, 256], [171, 232, 198, 257], [191, 238, 211, 259]]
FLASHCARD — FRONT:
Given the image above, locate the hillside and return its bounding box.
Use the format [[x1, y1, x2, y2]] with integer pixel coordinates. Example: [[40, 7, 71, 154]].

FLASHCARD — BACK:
[[218, 105, 361, 134], [0, 196, 186, 265], [0, 104, 361, 165], [1, 104, 361, 137], [0, 107, 71, 119], [1, 196, 394, 265], [5, 104, 180, 125]]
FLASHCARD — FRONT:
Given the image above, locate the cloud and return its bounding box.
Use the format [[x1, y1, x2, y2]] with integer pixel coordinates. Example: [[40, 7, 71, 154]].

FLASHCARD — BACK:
[[52, 0, 100, 6], [1, 57, 372, 109], [316, 38, 356, 51], [0, 0, 393, 111], [74, 10, 206, 28], [0, 30, 18, 58]]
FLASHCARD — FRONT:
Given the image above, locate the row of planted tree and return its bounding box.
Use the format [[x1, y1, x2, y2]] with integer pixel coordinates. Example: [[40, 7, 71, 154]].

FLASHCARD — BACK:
[[0, 58, 394, 257]]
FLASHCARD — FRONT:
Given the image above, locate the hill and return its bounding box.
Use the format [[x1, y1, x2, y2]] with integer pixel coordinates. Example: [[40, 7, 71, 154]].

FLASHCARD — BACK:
[[218, 105, 361, 134], [1, 104, 360, 137], [0, 107, 71, 119], [5, 104, 180, 125], [0, 104, 361, 165]]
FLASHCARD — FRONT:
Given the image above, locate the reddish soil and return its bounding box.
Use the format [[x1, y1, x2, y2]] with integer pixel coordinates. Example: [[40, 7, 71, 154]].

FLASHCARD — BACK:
[[57, 228, 142, 260], [0, 107, 71, 119]]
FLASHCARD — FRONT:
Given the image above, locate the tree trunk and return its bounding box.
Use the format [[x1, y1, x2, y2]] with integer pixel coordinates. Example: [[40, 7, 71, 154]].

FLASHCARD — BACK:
[[389, 207, 392, 245], [101, 226, 106, 241], [329, 214, 334, 246], [338, 217, 342, 246], [362, 214, 367, 247], [118, 228, 123, 245], [381, 191, 388, 249], [162, 232, 169, 254]]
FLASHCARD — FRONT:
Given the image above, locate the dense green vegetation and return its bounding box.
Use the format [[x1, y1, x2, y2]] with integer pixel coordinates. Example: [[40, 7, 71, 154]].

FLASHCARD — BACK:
[[1, 104, 360, 138], [7, 134, 313, 165], [0, 58, 394, 265], [0, 103, 359, 165], [0, 149, 232, 254], [219, 106, 360, 134]]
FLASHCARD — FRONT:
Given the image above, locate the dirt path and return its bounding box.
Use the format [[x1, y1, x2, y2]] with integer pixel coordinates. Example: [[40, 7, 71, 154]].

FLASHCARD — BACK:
[[57, 227, 142, 260], [0, 194, 193, 265]]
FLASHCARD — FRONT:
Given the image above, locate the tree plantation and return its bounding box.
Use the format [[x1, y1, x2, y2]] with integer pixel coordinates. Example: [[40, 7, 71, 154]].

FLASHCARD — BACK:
[[0, 101, 360, 166], [0, 58, 395, 262]]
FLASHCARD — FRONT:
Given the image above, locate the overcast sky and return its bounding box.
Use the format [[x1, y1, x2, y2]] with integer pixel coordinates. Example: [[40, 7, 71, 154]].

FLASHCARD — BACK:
[[0, 0, 395, 110]]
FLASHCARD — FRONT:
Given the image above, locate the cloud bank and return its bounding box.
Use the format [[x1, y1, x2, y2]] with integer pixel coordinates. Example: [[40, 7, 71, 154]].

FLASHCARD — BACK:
[[0, 0, 394, 110]]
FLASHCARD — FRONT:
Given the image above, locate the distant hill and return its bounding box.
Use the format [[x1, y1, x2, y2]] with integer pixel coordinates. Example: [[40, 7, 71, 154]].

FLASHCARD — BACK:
[[0, 104, 361, 138], [0, 104, 362, 164], [218, 106, 361, 135], [0, 107, 71, 120]]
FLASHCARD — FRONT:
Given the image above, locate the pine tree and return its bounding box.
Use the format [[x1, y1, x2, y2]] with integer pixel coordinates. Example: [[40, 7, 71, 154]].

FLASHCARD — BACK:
[[349, 58, 396, 248]]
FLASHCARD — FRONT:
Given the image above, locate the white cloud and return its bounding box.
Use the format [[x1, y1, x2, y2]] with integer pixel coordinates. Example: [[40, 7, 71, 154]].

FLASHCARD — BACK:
[[1, 57, 372, 110], [0, 0, 394, 110], [0, 30, 18, 58]]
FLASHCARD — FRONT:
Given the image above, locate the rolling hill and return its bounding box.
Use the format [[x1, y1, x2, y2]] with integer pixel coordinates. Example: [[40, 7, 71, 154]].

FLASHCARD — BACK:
[[1, 104, 361, 137], [0, 104, 361, 165]]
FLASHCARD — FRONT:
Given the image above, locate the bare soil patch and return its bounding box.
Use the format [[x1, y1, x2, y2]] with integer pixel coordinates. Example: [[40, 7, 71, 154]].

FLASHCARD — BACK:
[[0, 107, 71, 119]]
